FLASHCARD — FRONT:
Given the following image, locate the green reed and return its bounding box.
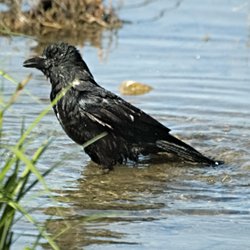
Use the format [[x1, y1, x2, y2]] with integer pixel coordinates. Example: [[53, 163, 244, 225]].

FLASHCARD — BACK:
[[0, 71, 60, 250]]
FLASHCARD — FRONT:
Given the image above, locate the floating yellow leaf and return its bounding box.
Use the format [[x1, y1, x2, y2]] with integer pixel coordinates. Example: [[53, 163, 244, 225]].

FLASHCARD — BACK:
[[119, 80, 153, 95]]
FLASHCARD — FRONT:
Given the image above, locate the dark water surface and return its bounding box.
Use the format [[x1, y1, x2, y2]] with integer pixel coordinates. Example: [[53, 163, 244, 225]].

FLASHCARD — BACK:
[[1, 0, 250, 249]]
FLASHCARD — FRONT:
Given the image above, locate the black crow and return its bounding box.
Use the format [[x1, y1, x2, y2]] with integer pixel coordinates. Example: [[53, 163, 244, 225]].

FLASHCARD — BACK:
[[23, 42, 221, 170]]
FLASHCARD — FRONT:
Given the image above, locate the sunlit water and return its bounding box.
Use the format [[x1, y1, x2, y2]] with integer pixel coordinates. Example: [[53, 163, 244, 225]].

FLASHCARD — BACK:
[[1, 0, 250, 249]]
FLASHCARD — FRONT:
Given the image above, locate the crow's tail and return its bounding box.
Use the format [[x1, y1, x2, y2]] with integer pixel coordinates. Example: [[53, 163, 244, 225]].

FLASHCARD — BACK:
[[156, 134, 222, 166]]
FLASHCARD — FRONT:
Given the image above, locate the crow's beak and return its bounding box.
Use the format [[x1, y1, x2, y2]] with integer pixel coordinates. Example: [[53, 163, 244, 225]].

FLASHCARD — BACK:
[[23, 56, 46, 70]]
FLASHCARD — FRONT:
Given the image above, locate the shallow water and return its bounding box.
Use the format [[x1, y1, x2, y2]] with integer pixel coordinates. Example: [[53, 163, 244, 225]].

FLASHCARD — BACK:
[[1, 0, 250, 249]]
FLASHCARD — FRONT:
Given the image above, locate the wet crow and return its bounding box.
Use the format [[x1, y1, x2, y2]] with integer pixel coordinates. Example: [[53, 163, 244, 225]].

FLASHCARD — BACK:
[[23, 42, 221, 170]]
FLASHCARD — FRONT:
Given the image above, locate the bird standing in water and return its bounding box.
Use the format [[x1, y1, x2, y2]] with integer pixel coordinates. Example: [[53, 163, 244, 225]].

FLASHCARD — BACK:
[[23, 42, 221, 170]]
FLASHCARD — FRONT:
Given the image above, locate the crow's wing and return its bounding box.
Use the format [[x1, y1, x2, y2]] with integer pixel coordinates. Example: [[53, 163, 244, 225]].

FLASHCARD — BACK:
[[75, 82, 171, 143], [72, 77, 218, 165]]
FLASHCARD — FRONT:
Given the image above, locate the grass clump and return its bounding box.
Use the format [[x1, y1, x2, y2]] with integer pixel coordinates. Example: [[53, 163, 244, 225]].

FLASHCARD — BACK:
[[0, 0, 121, 45], [0, 71, 59, 249]]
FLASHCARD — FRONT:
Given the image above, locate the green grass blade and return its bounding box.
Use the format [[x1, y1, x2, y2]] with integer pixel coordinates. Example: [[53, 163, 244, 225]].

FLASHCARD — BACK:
[[6, 147, 50, 193], [0, 70, 41, 105], [15, 85, 71, 149], [82, 131, 108, 149], [7, 200, 59, 250]]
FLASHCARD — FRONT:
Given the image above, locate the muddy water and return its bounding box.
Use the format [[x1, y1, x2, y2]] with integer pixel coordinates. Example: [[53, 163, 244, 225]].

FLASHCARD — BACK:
[[1, 0, 250, 249]]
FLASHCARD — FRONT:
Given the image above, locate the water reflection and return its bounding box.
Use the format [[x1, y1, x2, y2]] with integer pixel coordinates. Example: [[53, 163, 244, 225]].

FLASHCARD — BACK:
[[39, 155, 250, 249], [41, 154, 250, 249], [42, 162, 188, 248], [24, 28, 118, 60]]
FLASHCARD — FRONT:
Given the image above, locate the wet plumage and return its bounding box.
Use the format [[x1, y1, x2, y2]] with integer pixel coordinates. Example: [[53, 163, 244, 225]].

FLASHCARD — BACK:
[[23, 42, 221, 170]]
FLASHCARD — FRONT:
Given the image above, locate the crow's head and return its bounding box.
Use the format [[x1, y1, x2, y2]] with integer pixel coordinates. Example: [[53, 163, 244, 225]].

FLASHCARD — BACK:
[[23, 42, 90, 79]]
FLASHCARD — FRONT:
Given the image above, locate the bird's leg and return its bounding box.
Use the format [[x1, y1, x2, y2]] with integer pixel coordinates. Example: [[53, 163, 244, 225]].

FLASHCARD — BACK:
[[100, 164, 114, 174]]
